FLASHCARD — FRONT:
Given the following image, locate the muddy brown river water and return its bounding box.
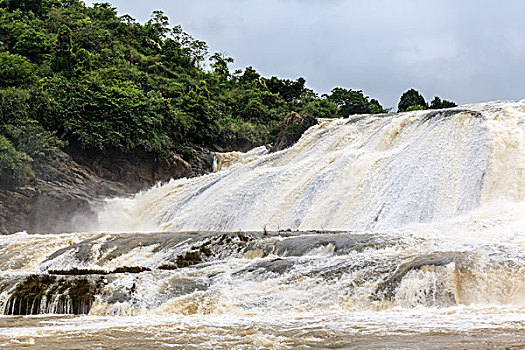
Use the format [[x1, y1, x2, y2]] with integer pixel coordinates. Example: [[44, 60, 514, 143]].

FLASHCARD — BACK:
[[1, 310, 525, 349], [1, 101, 525, 349]]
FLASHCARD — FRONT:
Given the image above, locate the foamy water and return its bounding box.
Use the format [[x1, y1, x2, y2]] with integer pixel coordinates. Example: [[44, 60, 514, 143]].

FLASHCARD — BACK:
[[0, 100, 524, 348]]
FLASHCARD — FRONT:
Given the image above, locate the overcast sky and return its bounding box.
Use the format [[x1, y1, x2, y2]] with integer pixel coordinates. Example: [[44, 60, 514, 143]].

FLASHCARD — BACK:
[[85, 0, 525, 109]]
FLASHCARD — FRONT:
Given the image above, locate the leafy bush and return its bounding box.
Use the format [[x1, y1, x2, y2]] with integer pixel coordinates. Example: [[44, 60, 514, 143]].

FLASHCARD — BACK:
[[405, 105, 427, 111], [301, 99, 338, 118], [430, 96, 457, 109], [3, 120, 65, 162], [326, 87, 386, 117], [0, 87, 31, 123], [0, 135, 33, 188], [218, 119, 269, 151], [0, 52, 35, 87]]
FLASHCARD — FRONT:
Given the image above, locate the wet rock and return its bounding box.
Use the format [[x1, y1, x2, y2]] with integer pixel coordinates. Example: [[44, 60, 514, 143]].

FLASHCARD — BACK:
[[237, 258, 295, 275], [0, 144, 216, 235], [4, 275, 102, 315], [176, 251, 204, 268], [0, 150, 127, 234], [42, 232, 393, 274], [105, 289, 133, 304], [112, 266, 151, 274], [164, 278, 208, 297], [270, 111, 318, 152], [42, 232, 258, 272], [374, 252, 463, 301], [419, 109, 483, 124], [49, 268, 108, 275], [274, 234, 390, 257], [66, 147, 193, 192], [188, 146, 215, 177]]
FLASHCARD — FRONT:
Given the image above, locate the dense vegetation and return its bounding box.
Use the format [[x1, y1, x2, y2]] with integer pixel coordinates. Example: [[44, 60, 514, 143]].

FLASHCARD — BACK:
[[0, 0, 455, 189]]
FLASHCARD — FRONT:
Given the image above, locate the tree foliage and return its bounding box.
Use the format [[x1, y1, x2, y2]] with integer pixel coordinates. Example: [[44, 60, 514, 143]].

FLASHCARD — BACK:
[[397, 89, 428, 112], [0, 52, 36, 86], [429, 96, 457, 109], [326, 87, 386, 117], [397, 89, 457, 112], [0, 134, 33, 188], [0, 0, 451, 189]]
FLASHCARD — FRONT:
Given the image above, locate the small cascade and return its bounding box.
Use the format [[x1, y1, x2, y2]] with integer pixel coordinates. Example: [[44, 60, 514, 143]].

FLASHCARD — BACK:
[[0, 229, 524, 316], [2, 275, 101, 315]]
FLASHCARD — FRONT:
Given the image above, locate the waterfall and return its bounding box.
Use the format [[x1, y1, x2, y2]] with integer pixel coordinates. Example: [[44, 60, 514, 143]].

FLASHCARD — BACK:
[[96, 100, 524, 233], [0, 100, 523, 321]]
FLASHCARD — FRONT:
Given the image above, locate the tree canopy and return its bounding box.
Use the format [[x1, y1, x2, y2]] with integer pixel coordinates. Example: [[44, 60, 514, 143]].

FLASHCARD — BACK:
[[326, 88, 387, 117], [397, 89, 428, 112], [0, 0, 455, 189], [429, 96, 457, 109], [398, 89, 456, 112]]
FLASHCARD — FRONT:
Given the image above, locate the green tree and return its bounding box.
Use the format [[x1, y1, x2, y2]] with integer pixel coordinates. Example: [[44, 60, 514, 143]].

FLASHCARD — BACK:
[[12, 28, 52, 63], [0, 52, 35, 86], [239, 66, 262, 87], [266, 76, 307, 102], [301, 99, 338, 118], [171, 24, 208, 68], [4, 0, 44, 15], [145, 10, 170, 41], [326, 87, 385, 117], [397, 88, 427, 112], [368, 99, 386, 114], [0, 135, 33, 189], [210, 52, 234, 78], [51, 25, 77, 73], [241, 100, 270, 123], [429, 96, 457, 109]]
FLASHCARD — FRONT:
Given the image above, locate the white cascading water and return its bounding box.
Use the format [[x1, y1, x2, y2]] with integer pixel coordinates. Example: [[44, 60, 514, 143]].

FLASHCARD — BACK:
[[96, 100, 524, 233], [0, 100, 524, 348]]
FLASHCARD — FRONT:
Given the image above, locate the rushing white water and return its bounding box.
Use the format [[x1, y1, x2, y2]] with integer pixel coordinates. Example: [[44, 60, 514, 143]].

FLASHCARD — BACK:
[[96, 100, 525, 233], [0, 100, 524, 348]]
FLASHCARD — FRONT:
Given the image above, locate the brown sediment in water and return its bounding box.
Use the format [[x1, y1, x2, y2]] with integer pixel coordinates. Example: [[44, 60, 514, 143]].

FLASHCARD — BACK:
[[0, 315, 524, 350]]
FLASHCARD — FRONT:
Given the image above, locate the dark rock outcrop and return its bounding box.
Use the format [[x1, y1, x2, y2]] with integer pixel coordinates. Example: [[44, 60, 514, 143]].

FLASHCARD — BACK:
[[373, 252, 464, 301], [0, 146, 215, 235], [0, 150, 127, 234], [270, 111, 318, 152], [4, 274, 102, 315], [67, 146, 215, 192]]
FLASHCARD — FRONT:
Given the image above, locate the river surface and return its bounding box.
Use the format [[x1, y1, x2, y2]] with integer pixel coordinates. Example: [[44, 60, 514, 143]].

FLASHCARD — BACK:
[[1, 309, 525, 349], [0, 100, 524, 349]]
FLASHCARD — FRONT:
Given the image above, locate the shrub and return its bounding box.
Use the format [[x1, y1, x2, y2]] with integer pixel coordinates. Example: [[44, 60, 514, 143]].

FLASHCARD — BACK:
[[0, 135, 33, 188], [0, 52, 35, 87]]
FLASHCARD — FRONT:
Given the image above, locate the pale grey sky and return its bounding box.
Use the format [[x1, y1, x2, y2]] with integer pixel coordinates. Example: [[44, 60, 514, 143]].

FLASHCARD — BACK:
[[85, 0, 525, 109]]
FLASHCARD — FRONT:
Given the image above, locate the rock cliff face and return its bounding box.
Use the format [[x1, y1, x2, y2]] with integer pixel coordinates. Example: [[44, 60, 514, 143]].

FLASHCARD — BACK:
[[0, 147, 215, 235]]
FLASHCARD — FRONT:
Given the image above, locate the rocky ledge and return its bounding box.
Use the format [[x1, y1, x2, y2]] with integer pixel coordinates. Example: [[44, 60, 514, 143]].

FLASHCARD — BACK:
[[0, 147, 214, 234]]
